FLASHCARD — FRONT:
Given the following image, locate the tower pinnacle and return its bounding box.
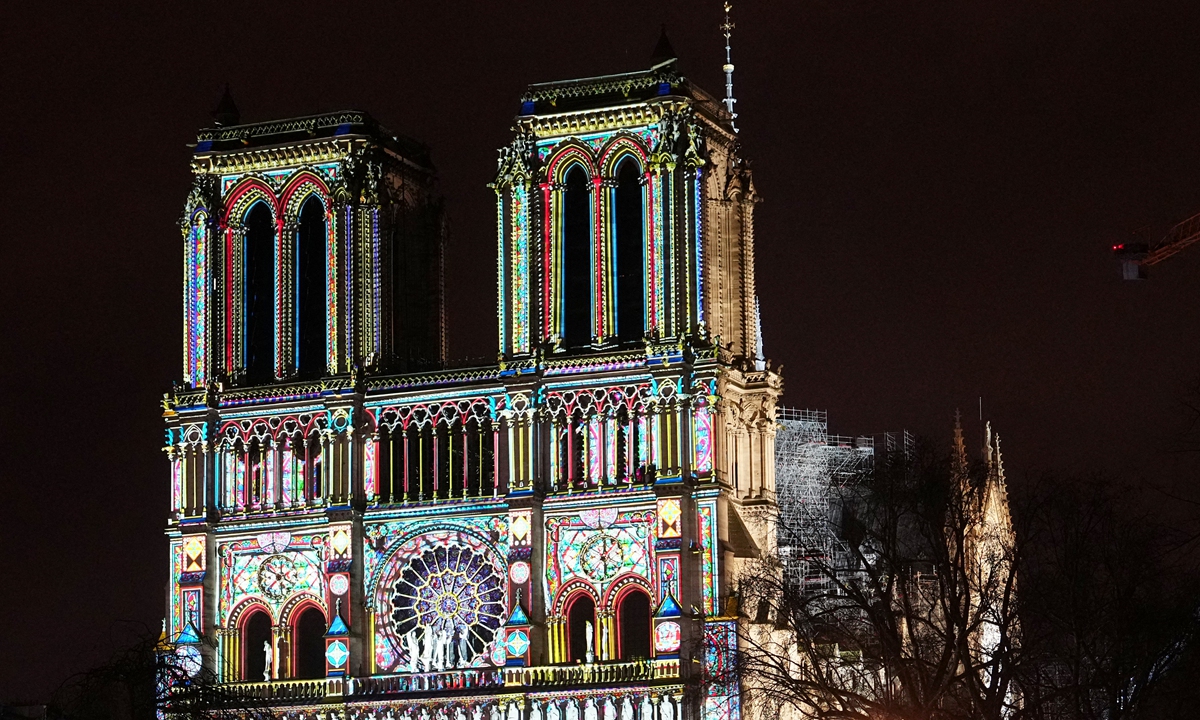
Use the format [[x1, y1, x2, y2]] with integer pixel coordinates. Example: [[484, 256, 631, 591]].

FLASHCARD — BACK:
[[721, 2, 739, 132], [212, 84, 240, 127]]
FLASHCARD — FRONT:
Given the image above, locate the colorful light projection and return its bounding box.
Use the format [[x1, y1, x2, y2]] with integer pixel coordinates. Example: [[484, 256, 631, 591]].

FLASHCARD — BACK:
[[693, 169, 705, 327], [694, 403, 714, 475], [182, 535, 205, 573], [658, 556, 680, 602], [170, 457, 183, 515], [522, 127, 673, 348], [545, 509, 653, 609], [184, 210, 209, 385], [697, 499, 719, 615], [363, 435, 377, 501], [510, 183, 530, 354], [169, 540, 184, 638], [703, 620, 742, 720], [657, 498, 682, 539], [654, 621, 681, 654], [218, 532, 325, 626], [367, 526, 507, 673]]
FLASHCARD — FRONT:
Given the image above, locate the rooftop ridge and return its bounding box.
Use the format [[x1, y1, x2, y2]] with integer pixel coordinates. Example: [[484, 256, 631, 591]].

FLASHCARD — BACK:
[[520, 61, 682, 103], [196, 110, 373, 142]]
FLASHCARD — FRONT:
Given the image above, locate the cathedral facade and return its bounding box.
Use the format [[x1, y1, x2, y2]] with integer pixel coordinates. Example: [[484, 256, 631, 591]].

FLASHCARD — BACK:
[[163, 55, 779, 720]]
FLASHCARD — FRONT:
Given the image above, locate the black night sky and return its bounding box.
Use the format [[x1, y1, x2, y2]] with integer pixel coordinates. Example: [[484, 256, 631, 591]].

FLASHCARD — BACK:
[[4, 0, 1200, 701]]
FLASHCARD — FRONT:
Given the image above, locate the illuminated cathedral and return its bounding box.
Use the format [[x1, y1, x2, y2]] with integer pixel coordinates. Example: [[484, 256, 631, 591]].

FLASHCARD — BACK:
[[163, 44, 778, 720]]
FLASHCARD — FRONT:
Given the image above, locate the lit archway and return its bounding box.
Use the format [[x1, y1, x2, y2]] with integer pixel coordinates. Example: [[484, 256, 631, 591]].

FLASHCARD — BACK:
[[565, 593, 596, 664], [613, 157, 644, 343], [295, 196, 326, 378], [616, 588, 651, 660], [292, 605, 326, 679], [243, 201, 275, 383], [241, 608, 272, 681], [562, 164, 591, 348]]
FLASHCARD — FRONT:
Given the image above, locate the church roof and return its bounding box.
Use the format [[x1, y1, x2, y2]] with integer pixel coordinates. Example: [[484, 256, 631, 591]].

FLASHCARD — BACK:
[[192, 110, 433, 169], [519, 57, 731, 129]]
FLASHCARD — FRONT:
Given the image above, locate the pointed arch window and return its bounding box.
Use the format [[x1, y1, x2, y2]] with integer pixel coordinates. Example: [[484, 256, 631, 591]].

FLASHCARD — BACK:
[[292, 605, 326, 679], [562, 165, 591, 348], [241, 608, 272, 681], [565, 593, 596, 664], [243, 202, 276, 383], [295, 196, 327, 378], [614, 158, 645, 343], [616, 588, 651, 660]]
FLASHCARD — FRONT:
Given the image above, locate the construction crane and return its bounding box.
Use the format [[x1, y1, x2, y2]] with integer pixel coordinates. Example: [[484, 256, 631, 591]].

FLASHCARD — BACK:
[[1113, 208, 1200, 279]]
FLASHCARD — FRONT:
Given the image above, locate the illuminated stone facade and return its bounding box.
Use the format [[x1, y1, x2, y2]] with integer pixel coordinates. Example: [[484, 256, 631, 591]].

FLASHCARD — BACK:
[[163, 57, 778, 720]]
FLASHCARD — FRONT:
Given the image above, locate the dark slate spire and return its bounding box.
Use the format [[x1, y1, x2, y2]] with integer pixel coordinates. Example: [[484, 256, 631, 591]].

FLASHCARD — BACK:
[[651, 24, 677, 66], [212, 84, 240, 127]]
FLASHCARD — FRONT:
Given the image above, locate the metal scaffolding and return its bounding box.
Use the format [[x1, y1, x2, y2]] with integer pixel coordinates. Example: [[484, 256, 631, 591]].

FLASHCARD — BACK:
[[775, 409, 875, 588]]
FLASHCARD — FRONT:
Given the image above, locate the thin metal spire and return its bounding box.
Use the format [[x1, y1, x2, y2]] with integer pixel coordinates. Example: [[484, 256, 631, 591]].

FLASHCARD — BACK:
[[721, 2, 739, 132], [753, 295, 765, 370]]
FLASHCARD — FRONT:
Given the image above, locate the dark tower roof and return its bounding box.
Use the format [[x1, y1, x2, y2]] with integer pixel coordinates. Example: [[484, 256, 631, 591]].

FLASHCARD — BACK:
[[212, 85, 240, 127], [651, 25, 677, 66]]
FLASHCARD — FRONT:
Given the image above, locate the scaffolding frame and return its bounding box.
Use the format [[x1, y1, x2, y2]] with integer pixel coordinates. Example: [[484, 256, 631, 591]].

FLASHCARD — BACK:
[[775, 409, 875, 589]]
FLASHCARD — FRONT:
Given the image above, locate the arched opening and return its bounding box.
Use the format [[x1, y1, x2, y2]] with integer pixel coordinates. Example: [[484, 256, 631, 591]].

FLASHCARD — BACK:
[[562, 164, 591, 348], [241, 609, 272, 682], [243, 202, 276, 384], [614, 158, 645, 343], [295, 196, 327, 378], [617, 589, 652, 660], [293, 605, 327, 679], [565, 593, 596, 664]]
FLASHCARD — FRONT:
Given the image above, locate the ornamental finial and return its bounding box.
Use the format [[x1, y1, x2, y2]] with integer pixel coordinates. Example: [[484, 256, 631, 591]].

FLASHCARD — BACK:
[[721, 2, 739, 132]]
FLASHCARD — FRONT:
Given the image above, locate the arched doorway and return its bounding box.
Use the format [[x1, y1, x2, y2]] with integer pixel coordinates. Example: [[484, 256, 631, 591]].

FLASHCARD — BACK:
[[293, 605, 327, 679], [241, 609, 272, 682], [566, 593, 596, 664], [617, 589, 651, 660]]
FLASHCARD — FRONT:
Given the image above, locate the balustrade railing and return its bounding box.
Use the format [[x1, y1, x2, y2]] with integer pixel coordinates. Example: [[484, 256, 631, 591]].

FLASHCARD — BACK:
[[216, 678, 326, 701], [502, 659, 666, 687], [351, 669, 504, 696], [209, 660, 676, 703]]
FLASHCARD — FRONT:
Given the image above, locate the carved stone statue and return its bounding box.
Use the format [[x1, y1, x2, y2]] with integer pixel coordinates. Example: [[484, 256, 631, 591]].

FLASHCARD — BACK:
[[441, 627, 453, 669], [602, 697, 615, 720], [421, 625, 435, 672], [620, 697, 634, 720], [600, 622, 610, 661], [639, 695, 653, 720], [530, 702, 543, 720], [584, 621, 595, 663], [565, 700, 579, 720], [583, 698, 599, 720], [262, 640, 273, 682], [547, 700, 561, 720], [433, 629, 446, 671], [457, 625, 471, 667], [406, 627, 421, 674], [658, 696, 675, 720]]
